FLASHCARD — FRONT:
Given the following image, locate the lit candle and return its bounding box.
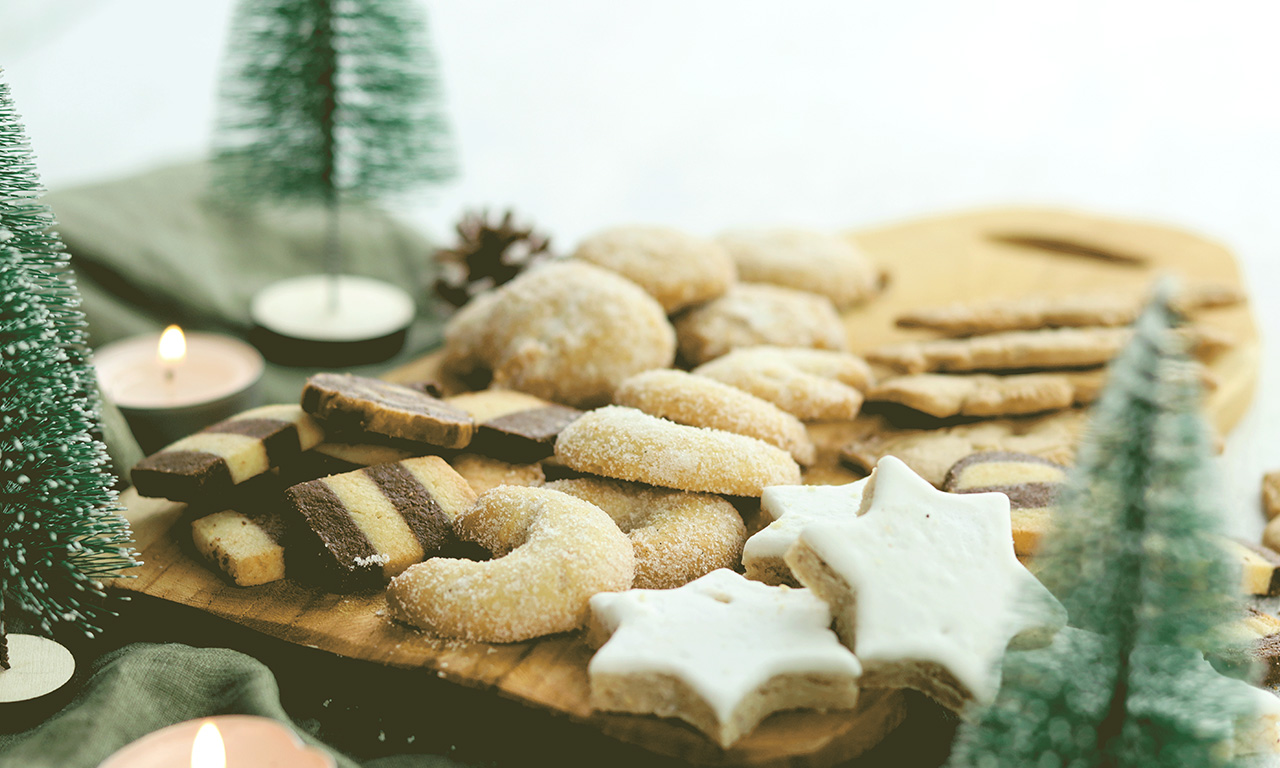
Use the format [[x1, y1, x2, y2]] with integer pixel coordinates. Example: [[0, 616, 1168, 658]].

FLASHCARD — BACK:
[[93, 327, 265, 452], [97, 715, 335, 768]]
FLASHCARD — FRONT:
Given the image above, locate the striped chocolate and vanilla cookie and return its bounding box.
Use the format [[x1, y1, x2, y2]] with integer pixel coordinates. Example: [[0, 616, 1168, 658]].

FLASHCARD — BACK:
[[942, 450, 1068, 556], [191, 507, 288, 587], [302, 372, 475, 449], [131, 404, 325, 501], [284, 456, 477, 588], [445, 389, 583, 463]]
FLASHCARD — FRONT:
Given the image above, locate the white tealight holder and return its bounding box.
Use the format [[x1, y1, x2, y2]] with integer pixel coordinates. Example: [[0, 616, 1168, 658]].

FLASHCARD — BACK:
[[249, 274, 416, 367]]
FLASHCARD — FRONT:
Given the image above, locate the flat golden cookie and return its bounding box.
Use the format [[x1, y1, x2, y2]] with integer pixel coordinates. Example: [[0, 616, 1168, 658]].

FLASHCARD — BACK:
[[717, 228, 879, 309], [693, 346, 871, 421], [441, 261, 676, 408], [554, 405, 802, 497], [673, 283, 846, 366], [546, 477, 745, 589], [895, 283, 1244, 336], [571, 225, 736, 313], [867, 371, 1104, 419], [613, 369, 815, 465]]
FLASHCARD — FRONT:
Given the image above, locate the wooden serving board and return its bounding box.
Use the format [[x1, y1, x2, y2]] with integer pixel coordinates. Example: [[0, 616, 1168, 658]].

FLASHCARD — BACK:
[[112, 207, 1259, 767]]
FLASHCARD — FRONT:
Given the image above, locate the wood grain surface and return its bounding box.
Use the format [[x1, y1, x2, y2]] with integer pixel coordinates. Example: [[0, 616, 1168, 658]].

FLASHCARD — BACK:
[[111, 207, 1259, 767]]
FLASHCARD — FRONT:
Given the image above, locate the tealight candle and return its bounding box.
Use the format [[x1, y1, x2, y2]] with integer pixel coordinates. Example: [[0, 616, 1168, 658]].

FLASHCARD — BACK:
[[97, 715, 335, 768], [93, 326, 265, 452]]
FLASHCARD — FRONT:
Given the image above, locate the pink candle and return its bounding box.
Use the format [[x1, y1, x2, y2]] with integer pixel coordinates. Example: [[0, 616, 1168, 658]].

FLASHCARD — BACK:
[[97, 715, 335, 768]]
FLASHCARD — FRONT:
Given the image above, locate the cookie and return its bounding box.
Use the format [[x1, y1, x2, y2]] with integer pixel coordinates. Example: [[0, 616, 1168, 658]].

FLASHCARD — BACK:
[[613, 369, 816, 465], [717, 228, 879, 309], [450, 453, 545, 495], [1223, 538, 1280, 596], [673, 283, 847, 366], [191, 507, 287, 587], [867, 371, 1104, 419], [311, 441, 424, 468], [1212, 607, 1280, 687], [285, 456, 477, 588], [445, 389, 583, 463], [841, 410, 1085, 487], [895, 283, 1245, 336], [441, 261, 677, 408], [571, 225, 736, 313], [546, 477, 746, 589], [693, 346, 871, 421], [302, 372, 474, 449], [866, 326, 1233, 374], [132, 404, 325, 501], [587, 569, 862, 748], [943, 451, 1068, 555], [554, 406, 802, 497], [388, 486, 634, 642], [742, 479, 868, 586], [784, 456, 1066, 710], [1265, 471, 1280, 520]]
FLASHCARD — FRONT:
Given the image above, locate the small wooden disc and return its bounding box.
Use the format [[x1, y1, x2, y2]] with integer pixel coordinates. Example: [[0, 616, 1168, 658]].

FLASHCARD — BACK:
[[0, 634, 75, 704]]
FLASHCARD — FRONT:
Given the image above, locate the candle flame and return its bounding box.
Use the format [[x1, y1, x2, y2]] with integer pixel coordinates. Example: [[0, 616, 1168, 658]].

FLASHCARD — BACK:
[[191, 721, 225, 768], [158, 325, 187, 364]]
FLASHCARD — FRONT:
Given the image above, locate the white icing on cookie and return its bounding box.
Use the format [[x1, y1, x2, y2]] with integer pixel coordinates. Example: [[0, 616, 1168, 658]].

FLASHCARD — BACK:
[[787, 455, 1064, 707], [588, 568, 861, 746], [743, 479, 869, 583]]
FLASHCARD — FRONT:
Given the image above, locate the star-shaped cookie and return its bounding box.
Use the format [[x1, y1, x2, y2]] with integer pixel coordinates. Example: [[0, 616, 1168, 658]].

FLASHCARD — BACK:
[[586, 568, 862, 747], [785, 455, 1065, 710], [743, 478, 869, 585]]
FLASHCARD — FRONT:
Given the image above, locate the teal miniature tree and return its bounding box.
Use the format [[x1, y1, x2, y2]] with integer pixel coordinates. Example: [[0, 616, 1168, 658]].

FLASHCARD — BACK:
[[947, 281, 1257, 767], [213, 0, 456, 282], [0, 73, 137, 669]]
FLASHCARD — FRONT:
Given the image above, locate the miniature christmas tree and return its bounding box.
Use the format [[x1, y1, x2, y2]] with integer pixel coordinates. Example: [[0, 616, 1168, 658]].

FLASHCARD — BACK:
[[947, 281, 1256, 767], [213, 0, 456, 279], [0, 74, 137, 672]]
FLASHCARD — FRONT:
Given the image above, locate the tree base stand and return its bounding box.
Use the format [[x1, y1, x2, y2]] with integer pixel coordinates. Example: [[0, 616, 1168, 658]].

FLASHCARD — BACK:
[[0, 634, 77, 732], [249, 275, 416, 367]]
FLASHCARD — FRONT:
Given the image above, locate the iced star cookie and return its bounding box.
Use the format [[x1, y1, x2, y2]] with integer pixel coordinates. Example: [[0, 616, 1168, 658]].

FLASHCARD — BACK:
[[785, 456, 1066, 710], [742, 479, 868, 586], [571, 225, 736, 313], [673, 283, 847, 366], [717, 229, 880, 309], [693, 346, 872, 421], [587, 569, 862, 748], [132, 404, 325, 501]]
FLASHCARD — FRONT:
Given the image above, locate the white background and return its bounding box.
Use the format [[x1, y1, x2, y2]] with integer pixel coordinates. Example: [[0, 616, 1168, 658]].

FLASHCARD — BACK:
[[3, 0, 1279, 536]]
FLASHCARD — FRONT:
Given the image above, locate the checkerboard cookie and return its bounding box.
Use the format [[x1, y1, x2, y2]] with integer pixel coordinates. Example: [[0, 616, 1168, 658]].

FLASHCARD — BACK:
[[302, 372, 475, 449], [445, 389, 583, 463]]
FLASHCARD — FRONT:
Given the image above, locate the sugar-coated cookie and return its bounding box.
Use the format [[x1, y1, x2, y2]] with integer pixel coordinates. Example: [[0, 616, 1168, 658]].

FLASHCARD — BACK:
[[302, 372, 474, 449], [546, 477, 745, 589], [387, 486, 634, 642], [785, 456, 1065, 710], [441, 261, 677, 408], [694, 346, 870, 421], [742, 479, 867, 586], [285, 456, 477, 588], [943, 451, 1068, 556], [571, 225, 736, 313], [554, 406, 802, 497], [445, 389, 583, 463], [867, 371, 1104, 419], [673, 283, 847, 366], [717, 229, 879, 309], [588, 569, 862, 748], [613, 369, 815, 465], [132, 404, 325, 501], [191, 508, 287, 587], [450, 453, 545, 495]]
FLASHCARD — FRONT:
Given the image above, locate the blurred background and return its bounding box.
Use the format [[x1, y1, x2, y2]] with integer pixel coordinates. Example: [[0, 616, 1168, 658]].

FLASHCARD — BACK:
[[3, 0, 1279, 526]]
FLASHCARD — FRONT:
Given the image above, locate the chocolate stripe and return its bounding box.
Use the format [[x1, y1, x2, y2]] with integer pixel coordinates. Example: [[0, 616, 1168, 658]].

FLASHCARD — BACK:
[[132, 450, 231, 500], [287, 480, 378, 573], [955, 482, 1061, 509], [363, 462, 451, 555], [206, 418, 301, 465]]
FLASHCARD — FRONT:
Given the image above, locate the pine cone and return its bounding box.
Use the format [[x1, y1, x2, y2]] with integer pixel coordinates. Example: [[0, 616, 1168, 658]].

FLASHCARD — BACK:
[[434, 209, 554, 306]]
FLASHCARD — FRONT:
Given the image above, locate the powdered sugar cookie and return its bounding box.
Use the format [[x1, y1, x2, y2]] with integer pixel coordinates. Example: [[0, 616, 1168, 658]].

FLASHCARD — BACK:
[[613, 369, 815, 465], [572, 225, 736, 313], [588, 568, 862, 748], [441, 261, 676, 408], [387, 486, 634, 642], [450, 453, 545, 495], [694, 346, 871, 421], [717, 229, 879, 309], [554, 406, 802, 497], [673, 283, 847, 366], [546, 477, 745, 589], [784, 456, 1065, 710]]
